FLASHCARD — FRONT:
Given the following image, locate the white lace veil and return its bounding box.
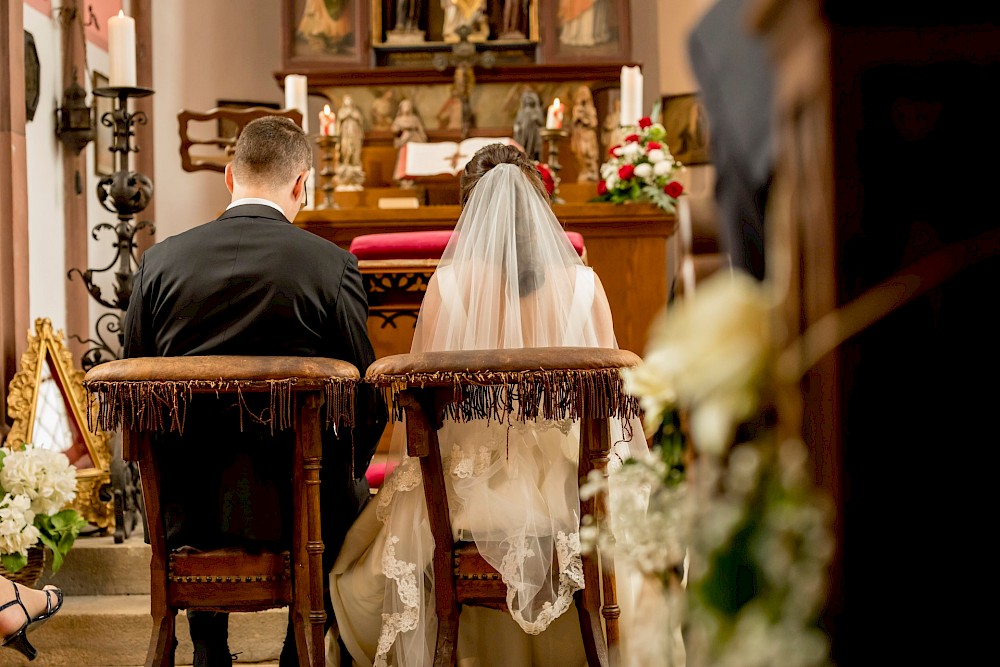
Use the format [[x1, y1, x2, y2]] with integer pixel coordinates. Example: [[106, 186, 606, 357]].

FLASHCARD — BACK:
[[375, 148, 646, 666], [411, 161, 615, 351]]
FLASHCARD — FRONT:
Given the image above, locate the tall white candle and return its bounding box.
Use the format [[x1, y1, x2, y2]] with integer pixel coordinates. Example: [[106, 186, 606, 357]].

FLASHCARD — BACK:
[[108, 10, 137, 87], [633, 68, 644, 125], [619, 66, 633, 127], [284, 74, 309, 134]]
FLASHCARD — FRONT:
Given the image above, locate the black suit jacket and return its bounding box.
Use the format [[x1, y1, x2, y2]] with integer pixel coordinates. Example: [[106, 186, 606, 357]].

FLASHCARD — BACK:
[[124, 204, 386, 563], [688, 0, 774, 280]]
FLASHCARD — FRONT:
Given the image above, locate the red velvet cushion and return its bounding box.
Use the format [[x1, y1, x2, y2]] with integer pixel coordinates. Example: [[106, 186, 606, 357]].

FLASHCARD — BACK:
[[366, 461, 398, 489], [350, 230, 586, 260]]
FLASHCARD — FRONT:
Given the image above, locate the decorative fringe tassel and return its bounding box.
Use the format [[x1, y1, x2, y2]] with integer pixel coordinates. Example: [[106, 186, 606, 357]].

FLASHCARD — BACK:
[[324, 378, 357, 429], [84, 378, 356, 435], [371, 369, 640, 424]]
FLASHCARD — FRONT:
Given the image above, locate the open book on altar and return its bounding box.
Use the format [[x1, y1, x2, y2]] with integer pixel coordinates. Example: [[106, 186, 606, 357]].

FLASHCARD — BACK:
[[395, 137, 521, 180]]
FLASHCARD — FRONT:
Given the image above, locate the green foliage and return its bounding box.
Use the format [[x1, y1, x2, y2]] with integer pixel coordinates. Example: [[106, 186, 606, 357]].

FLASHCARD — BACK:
[[1, 551, 27, 573], [35, 509, 87, 573], [652, 406, 686, 488]]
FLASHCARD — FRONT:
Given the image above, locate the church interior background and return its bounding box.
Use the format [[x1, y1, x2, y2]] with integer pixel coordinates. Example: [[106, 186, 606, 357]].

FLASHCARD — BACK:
[[2, 1, 996, 665]]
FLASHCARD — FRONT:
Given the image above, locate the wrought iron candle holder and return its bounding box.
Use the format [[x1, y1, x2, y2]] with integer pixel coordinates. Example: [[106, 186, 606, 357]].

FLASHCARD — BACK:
[[68, 85, 155, 369], [67, 84, 154, 543], [540, 127, 569, 205], [316, 134, 340, 210]]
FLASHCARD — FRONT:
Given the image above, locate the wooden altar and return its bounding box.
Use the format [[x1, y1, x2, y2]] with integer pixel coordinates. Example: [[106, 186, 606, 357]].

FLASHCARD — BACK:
[[295, 201, 675, 361]]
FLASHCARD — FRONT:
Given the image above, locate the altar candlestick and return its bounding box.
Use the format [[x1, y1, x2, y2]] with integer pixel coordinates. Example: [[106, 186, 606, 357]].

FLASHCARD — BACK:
[[319, 104, 337, 136], [546, 98, 565, 130], [284, 74, 309, 133], [108, 10, 137, 87]]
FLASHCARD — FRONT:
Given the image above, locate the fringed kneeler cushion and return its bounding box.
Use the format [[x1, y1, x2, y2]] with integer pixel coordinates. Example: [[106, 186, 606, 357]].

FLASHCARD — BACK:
[[365, 347, 642, 423], [82, 356, 359, 435]]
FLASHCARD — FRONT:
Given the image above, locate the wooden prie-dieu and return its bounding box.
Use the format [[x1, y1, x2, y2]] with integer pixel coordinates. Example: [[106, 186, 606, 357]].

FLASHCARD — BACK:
[[366, 347, 642, 667], [83, 356, 359, 667]]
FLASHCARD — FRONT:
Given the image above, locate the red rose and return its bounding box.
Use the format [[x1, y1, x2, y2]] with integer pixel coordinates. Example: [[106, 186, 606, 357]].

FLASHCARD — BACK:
[[638, 117, 652, 129], [608, 144, 621, 156], [597, 180, 608, 195], [646, 141, 662, 151], [618, 164, 635, 180], [664, 181, 684, 198], [535, 163, 555, 196], [624, 133, 641, 144]]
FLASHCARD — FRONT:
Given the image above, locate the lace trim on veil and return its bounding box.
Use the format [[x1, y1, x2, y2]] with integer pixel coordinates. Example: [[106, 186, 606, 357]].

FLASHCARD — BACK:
[[500, 530, 585, 635], [374, 459, 423, 666]]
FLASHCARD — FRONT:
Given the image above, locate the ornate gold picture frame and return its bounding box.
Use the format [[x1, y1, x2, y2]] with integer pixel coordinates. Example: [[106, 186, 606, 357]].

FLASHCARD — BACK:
[[3, 318, 114, 530]]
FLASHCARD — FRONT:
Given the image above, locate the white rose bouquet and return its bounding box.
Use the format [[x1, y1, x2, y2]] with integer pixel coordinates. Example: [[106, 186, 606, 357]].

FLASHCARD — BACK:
[[594, 115, 686, 213], [0, 443, 86, 573], [582, 274, 835, 667]]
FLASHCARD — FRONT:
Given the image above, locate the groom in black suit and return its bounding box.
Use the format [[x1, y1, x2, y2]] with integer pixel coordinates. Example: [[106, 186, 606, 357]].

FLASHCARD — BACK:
[[123, 116, 386, 667]]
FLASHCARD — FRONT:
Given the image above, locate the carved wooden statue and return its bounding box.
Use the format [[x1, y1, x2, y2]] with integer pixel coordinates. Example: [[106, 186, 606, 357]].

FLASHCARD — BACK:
[[388, 0, 426, 42], [513, 90, 544, 162], [570, 85, 599, 181], [441, 0, 488, 42], [337, 95, 364, 168], [501, 0, 529, 39], [602, 98, 624, 153], [391, 99, 427, 149], [371, 89, 398, 131], [336, 95, 366, 189]]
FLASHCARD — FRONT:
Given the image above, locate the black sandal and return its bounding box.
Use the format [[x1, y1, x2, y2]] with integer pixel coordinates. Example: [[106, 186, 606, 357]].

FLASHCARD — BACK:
[[1, 583, 64, 661]]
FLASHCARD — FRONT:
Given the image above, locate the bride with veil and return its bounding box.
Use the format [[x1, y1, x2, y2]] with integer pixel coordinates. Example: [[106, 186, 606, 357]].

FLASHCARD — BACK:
[[330, 144, 648, 666]]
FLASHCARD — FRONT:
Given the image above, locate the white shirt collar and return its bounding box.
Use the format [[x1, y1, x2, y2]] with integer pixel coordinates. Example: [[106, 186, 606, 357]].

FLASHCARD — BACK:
[[226, 197, 285, 215]]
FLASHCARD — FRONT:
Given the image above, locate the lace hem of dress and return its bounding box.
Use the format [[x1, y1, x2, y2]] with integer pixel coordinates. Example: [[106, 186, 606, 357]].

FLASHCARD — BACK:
[[501, 530, 585, 635]]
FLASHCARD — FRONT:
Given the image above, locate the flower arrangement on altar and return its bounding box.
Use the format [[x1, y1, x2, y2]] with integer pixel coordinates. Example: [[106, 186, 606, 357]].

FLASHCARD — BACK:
[[594, 115, 686, 213], [0, 443, 86, 574], [582, 273, 835, 667]]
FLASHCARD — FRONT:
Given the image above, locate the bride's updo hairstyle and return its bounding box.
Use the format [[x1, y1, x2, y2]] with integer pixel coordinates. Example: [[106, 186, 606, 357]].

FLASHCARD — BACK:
[[459, 143, 549, 207], [459, 143, 551, 296]]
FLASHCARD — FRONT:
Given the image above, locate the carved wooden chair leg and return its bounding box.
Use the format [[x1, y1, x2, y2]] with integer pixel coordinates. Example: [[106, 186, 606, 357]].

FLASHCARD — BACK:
[[576, 414, 619, 667], [146, 608, 177, 667], [292, 392, 327, 667], [129, 428, 174, 667], [400, 390, 460, 667], [575, 583, 609, 667]]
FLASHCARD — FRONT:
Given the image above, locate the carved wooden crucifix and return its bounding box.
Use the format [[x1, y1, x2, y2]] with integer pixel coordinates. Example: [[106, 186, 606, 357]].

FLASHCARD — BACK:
[[433, 24, 496, 140]]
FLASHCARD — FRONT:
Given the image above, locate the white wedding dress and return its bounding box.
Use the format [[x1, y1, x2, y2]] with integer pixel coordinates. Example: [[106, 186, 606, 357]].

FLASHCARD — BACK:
[[329, 163, 648, 667]]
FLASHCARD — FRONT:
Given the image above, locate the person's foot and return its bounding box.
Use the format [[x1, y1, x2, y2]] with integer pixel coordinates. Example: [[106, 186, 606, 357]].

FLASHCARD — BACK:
[[0, 579, 61, 639]]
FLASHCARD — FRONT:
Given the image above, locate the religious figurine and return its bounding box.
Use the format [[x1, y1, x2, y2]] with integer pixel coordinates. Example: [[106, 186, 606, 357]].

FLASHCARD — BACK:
[[441, 0, 489, 43], [570, 86, 599, 181], [297, 0, 352, 50], [437, 86, 463, 131], [387, 0, 426, 43], [558, 0, 612, 47], [501, 0, 529, 39], [395, 0, 420, 31], [602, 98, 624, 152], [437, 65, 475, 138], [336, 94, 366, 190], [392, 99, 428, 188], [513, 90, 544, 162], [392, 99, 427, 149], [371, 89, 398, 131]]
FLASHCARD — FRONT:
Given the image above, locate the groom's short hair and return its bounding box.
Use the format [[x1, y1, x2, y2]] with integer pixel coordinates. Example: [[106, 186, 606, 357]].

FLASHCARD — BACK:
[[232, 117, 311, 189]]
